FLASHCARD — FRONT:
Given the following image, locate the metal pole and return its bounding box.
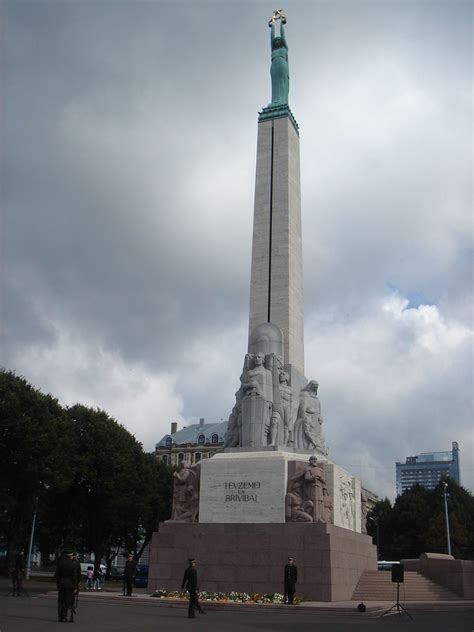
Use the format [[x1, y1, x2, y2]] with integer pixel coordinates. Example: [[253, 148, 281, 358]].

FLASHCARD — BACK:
[[443, 483, 452, 556], [26, 510, 37, 580]]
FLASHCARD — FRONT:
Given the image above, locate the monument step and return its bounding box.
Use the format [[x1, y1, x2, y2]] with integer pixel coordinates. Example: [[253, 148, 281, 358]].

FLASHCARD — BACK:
[[352, 571, 460, 601]]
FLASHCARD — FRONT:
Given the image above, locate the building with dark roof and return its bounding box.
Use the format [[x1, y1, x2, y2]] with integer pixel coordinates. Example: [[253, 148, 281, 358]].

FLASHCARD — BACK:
[[155, 418, 228, 466]]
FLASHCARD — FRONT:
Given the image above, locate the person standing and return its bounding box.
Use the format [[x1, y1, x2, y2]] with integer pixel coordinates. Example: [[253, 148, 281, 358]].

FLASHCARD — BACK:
[[284, 556, 298, 604], [181, 558, 206, 618], [71, 553, 81, 610], [55, 551, 78, 622], [12, 552, 25, 596], [124, 554, 136, 596]]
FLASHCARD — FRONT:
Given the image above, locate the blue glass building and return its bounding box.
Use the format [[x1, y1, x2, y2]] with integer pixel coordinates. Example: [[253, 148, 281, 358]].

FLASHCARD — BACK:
[[396, 441, 460, 496]]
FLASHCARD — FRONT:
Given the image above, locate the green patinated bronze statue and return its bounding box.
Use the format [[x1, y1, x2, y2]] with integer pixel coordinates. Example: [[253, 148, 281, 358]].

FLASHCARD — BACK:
[[259, 9, 298, 132], [268, 9, 289, 107]]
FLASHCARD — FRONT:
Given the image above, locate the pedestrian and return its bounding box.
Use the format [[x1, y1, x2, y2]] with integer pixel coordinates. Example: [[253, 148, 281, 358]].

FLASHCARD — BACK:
[[93, 566, 101, 591], [124, 554, 136, 596], [71, 553, 81, 609], [284, 556, 298, 604], [181, 558, 206, 619], [86, 566, 94, 590], [11, 552, 25, 596], [55, 551, 79, 623]]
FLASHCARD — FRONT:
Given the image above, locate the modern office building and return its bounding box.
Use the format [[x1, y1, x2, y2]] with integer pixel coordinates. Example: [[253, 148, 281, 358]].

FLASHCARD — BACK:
[[396, 441, 460, 495]]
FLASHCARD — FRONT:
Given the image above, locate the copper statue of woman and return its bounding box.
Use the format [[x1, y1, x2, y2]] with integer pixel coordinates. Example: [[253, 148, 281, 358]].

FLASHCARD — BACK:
[[268, 10, 289, 106]]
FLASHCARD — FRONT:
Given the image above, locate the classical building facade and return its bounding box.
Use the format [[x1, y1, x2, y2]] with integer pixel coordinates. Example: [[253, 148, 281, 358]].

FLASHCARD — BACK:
[[396, 441, 460, 495], [155, 418, 227, 467]]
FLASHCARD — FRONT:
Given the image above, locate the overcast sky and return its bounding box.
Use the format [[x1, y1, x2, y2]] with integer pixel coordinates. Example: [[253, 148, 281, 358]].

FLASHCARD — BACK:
[[1, 0, 472, 501]]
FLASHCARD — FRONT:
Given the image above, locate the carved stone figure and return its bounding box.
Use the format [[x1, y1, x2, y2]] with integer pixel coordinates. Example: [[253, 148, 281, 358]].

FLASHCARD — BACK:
[[278, 371, 293, 445], [224, 404, 241, 448], [285, 482, 313, 522], [241, 352, 271, 399], [322, 486, 333, 524], [340, 480, 355, 529], [286, 457, 328, 523], [361, 491, 368, 534], [294, 381, 328, 454], [303, 456, 325, 522], [169, 464, 200, 522], [268, 408, 281, 446]]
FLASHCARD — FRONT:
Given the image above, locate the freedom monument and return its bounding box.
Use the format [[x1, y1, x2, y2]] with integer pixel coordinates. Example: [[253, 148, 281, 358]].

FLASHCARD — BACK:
[[149, 11, 376, 601]]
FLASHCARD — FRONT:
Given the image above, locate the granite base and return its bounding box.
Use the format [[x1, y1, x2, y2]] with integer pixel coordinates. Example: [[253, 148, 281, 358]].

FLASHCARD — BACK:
[[149, 521, 376, 601]]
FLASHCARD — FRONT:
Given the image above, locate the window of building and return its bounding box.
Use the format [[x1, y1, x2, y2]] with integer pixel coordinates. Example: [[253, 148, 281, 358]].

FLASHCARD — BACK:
[[178, 452, 185, 462], [162, 455, 168, 465], [198, 434, 205, 445], [165, 437, 172, 447], [211, 433, 219, 444], [195, 453, 201, 462]]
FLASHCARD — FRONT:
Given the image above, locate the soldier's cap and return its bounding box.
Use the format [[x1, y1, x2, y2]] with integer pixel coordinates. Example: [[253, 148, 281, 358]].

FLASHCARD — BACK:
[[188, 558, 196, 563], [64, 551, 74, 556], [288, 556, 294, 561]]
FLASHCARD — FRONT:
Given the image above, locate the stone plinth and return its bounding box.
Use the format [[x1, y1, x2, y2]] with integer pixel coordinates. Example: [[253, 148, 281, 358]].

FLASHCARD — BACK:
[[198, 451, 362, 530], [149, 522, 376, 601]]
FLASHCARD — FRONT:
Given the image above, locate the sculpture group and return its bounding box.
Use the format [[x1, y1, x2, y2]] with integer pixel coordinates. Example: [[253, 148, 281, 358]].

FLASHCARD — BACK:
[[224, 322, 328, 455]]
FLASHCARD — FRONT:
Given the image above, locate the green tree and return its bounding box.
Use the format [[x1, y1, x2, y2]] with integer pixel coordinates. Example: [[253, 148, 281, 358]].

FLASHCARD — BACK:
[[64, 404, 147, 570], [0, 370, 74, 566], [367, 498, 393, 560], [390, 484, 433, 559], [427, 478, 474, 558], [120, 454, 174, 560]]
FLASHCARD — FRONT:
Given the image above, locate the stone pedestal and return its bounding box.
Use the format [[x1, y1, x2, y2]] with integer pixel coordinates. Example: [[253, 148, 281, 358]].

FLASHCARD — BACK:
[[198, 451, 362, 530], [149, 521, 376, 601]]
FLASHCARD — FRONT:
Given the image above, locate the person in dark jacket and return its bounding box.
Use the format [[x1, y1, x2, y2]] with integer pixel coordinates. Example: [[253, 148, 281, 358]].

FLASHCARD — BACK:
[[181, 558, 206, 618], [11, 552, 25, 596], [124, 554, 136, 596], [284, 556, 298, 604], [55, 551, 79, 622]]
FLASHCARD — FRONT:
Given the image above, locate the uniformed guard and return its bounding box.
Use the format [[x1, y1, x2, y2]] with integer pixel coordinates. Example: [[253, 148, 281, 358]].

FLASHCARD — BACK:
[[12, 552, 26, 596], [284, 556, 298, 604], [123, 554, 136, 596], [181, 558, 206, 619], [55, 551, 78, 622], [72, 553, 82, 610]]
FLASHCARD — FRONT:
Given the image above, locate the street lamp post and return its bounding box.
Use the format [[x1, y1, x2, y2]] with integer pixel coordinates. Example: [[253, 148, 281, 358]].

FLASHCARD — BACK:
[[26, 509, 37, 580], [442, 482, 452, 556]]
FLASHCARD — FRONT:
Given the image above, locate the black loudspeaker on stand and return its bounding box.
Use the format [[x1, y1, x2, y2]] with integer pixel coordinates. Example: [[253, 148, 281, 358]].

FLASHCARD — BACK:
[[380, 564, 413, 620]]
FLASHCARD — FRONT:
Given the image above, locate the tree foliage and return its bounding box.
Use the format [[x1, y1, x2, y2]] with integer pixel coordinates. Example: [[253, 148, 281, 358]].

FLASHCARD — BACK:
[[0, 370, 173, 566], [367, 478, 474, 560]]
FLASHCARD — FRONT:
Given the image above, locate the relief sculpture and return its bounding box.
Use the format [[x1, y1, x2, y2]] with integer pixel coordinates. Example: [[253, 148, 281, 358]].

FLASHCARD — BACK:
[[169, 463, 200, 522], [285, 457, 332, 524], [339, 478, 355, 530]]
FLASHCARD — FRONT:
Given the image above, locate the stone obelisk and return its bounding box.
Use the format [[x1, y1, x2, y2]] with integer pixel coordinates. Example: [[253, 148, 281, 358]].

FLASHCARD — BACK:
[[249, 19, 304, 377]]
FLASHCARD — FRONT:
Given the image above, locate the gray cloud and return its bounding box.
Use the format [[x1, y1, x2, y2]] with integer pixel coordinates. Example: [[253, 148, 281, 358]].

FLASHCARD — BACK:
[[1, 1, 472, 499]]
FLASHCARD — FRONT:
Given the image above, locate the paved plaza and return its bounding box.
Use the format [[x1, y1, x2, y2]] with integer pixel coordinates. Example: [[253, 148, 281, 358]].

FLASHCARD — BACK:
[[0, 594, 473, 632]]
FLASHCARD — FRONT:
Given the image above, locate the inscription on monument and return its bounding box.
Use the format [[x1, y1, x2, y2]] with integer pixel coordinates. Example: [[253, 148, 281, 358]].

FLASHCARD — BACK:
[[224, 481, 261, 503]]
